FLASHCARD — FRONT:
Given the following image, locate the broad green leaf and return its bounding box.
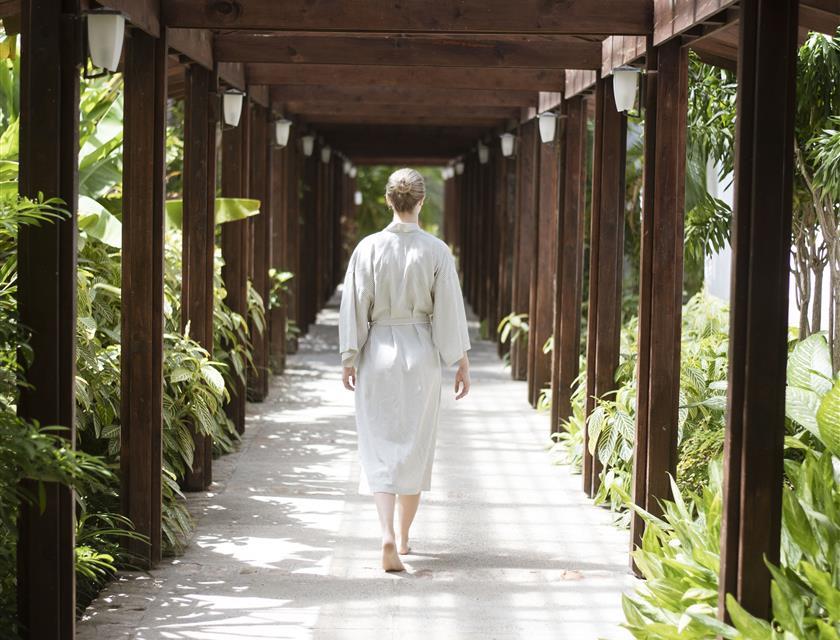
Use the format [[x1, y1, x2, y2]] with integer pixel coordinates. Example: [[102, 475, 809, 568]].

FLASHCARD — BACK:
[[0, 114, 18, 160], [800, 562, 840, 620], [165, 197, 261, 229], [786, 386, 823, 437], [725, 594, 772, 640], [787, 334, 833, 396], [199, 364, 225, 396], [817, 380, 840, 457], [782, 489, 819, 558], [78, 195, 122, 248]]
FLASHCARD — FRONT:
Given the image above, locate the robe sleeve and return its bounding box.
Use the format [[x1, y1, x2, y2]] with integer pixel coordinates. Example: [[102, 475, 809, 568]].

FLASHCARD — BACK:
[[338, 247, 372, 368], [431, 252, 471, 367]]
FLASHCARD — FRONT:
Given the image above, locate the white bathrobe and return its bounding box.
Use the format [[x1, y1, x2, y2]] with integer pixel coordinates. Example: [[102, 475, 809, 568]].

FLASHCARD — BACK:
[[339, 220, 471, 494]]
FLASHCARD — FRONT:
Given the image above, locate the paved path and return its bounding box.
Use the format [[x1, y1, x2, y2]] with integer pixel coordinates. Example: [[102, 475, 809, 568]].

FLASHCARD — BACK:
[[78, 300, 637, 639]]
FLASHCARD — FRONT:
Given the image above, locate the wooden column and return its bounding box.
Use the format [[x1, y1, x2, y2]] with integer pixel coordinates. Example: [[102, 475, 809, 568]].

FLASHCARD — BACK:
[[248, 105, 271, 402], [181, 64, 217, 491], [286, 136, 301, 351], [269, 141, 288, 373], [719, 0, 798, 621], [120, 27, 167, 567], [583, 76, 627, 498], [498, 150, 517, 358], [630, 39, 689, 553], [551, 96, 587, 433], [529, 126, 560, 409], [221, 101, 251, 434], [511, 121, 538, 381], [17, 1, 80, 636]]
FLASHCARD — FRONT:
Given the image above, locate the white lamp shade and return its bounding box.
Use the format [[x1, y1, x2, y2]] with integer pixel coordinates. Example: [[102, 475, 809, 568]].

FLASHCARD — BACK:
[[301, 135, 315, 157], [477, 142, 489, 164], [343, 160, 352, 174], [274, 119, 292, 147], [87, 12, 125, 72], [222, 90, 245, 127], [349, 166, 357, 178], [455, 161, 465, 175], [321, 145, 332, 163], [500, 132, 516, 157], [354, 190, 363, 206], [612, 66, 640, 112], [444, 167, 453, 179], [538, 112, 557, 143]]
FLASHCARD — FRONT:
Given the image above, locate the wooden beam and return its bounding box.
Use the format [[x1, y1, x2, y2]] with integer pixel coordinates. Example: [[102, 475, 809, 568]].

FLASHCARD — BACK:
[[248, 105, 271, 402], [584, 76, 627, 498], [551, 96, 587, 433], [601, 35, 647, 76], [285, 103, 518, 122], [631, 38, 688, 560], [272, 84, 538, 108], [565, 69, 598, 98], [510, 121, 538, 381], [17, 1, 80, 636], [307, 126, 487, 159], [218, 61, 245, 91], [353, 156, 452, 165], [99, 0, 159, 37], [719, 0, 798, 622], [221, 101, 250, 434], [248, 63, 565, 92], [164, 0, 651, 34], [120, 26, 167, 568], [215, 32, 603, 69], [168, 28, 213, 69], [181, 63, 216, 491], [303, 114, 506, 128], [528, 126, 560, 409], [653, 0, 737, 47]]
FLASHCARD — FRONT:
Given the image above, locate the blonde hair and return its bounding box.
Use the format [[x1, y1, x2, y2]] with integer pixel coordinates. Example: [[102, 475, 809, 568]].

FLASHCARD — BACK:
[[385, 168, 425, 214]]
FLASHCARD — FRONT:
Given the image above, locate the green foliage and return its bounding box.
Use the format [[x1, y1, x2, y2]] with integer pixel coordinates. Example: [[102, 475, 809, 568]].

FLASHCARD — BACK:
[[268, 268, 294, 311]]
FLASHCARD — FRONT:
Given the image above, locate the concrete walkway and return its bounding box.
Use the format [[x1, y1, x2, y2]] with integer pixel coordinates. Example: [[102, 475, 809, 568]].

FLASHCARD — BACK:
[[78, 300, 637, 639]]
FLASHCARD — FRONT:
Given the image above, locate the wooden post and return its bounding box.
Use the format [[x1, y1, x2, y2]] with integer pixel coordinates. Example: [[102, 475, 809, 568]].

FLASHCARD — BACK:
[[498, 149, 517, 358], [583, 76, 627, 498], [121, 27, 167, 567], [511, 121, 538, 381], [551, 96, 587, 433], [17, 1, 80, 636], [181, 64, 217, 491], [248, 105, 271, 402], [269, 140, 288, 373], [631, 38, 689, 555], [719, 0, 798, 621], [529, 125, 560, 409], [286, 135, 301, 351], [221, 101, 251, 434]]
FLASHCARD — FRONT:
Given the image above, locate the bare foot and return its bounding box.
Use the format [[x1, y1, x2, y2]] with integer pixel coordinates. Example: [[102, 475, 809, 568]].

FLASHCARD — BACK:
[[398, 538, 411, 555], [382, 541, 405, 572]]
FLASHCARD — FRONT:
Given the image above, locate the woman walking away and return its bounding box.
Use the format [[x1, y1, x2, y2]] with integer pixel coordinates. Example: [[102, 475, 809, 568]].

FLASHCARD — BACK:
[[338, 168, 471, 572]]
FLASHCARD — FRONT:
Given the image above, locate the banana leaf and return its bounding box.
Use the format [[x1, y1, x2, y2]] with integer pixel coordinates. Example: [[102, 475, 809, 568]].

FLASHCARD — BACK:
[[78, 195, 122, 248], [165, 197, 261, 229]]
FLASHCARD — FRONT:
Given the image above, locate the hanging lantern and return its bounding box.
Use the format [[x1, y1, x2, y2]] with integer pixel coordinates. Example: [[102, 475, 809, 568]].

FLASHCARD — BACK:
[[477, 142, 489, 164], [349, 166, 357, 179], [86, 10, 125, 73], [354, 190, 363, 206], [538, 112, 557, 144], [455, 161, 465, 175], [301, 134, 315, 157], [274, 118, 292, 147], [321, 145, 332, 163], [222, 89, 245, 127], [500, 132, 516, 157], [343, 159, 352, 175], [612, 65, 641, 112]]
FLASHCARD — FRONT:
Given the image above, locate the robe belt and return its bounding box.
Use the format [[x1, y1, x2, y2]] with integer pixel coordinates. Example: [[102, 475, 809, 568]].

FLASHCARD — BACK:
[[370, 315, 431, 327]]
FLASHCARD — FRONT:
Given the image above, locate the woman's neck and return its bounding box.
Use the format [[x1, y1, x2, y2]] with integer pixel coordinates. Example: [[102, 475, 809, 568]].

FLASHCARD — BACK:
[[392, 210, 419, 224]]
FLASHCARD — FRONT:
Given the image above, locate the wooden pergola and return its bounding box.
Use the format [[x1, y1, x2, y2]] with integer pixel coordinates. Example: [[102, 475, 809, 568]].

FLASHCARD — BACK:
[[13, 0, 840, 637]]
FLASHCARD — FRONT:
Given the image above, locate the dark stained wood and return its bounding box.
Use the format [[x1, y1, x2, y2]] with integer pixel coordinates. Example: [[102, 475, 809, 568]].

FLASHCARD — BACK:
[[565, 69, 598, 99], [99, 0, 160, 36], [288, 103, 518, 123], [249, 83, 270, 108], [269, 143, 288, 374], [16, 1, 80, 636], [653, 0, 736, 46], [247, 105, 271, 401], [249, 63, 566, 92], [510, 121, 538, 382], [551, 96, 587, 434], [528, 128, 560, 409], [215, 33, 602, 69], [631, 38, 688, 559], [272, 84, 538, 108], [181, 64, 217, 491], [719, 0, 798, 621], [218, 61, 246, 91], [221, 101, 251, 434], [305, 114, 506, 128], [584, 76, 627, 498], [164, 0, 651, 34], [169, 28, 213, 69], [120, 27, 167, 568]]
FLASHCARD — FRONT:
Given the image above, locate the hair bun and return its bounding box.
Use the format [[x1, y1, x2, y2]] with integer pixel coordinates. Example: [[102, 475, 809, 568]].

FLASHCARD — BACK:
[[396, 179, 412, 194]]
